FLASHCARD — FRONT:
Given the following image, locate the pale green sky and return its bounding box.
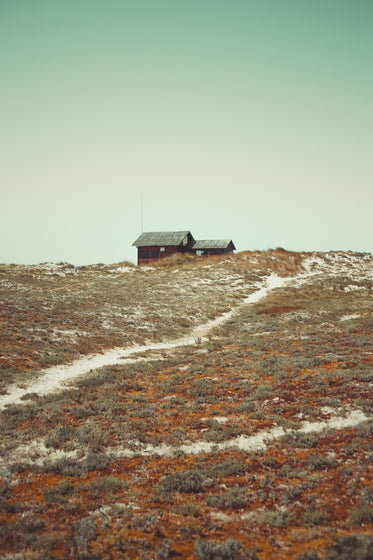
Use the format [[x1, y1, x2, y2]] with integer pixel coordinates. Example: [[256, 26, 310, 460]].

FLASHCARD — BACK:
[[1, 0, 372, 264]]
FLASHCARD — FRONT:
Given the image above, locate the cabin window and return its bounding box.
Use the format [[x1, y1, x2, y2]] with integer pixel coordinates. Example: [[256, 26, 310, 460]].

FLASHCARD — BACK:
[[183, 236, 188, 246], [160, 247, 165, 252], [196, 250, 204, 256]]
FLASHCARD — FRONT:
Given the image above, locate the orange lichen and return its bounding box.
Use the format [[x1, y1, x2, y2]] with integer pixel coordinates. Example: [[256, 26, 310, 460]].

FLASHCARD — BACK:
[[1, 252, 372, 559]]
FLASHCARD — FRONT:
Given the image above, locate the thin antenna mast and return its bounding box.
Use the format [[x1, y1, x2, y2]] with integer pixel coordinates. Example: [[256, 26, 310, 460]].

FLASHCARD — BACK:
[[141, 194, 143, 233]]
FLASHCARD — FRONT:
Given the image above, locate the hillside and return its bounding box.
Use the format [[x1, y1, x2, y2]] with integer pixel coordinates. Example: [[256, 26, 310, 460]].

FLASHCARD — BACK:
[[0, 250, 372, 560]]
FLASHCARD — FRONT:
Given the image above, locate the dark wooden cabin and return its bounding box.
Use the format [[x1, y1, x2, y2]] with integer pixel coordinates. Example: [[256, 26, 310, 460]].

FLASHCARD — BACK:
[[190, 240, 236, 257], [133, 231, 235, 265], [132, 231, 195, 265]]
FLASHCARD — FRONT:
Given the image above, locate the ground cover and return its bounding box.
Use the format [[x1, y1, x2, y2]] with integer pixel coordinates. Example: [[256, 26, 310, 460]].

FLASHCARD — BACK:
[[0, 255, 271, 389], [0, 250, 372, 559]]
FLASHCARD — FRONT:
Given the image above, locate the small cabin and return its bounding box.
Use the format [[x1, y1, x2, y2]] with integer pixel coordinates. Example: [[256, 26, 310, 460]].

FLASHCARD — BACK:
[[191, 240, 236, 257], [132, 231, 235, 265], [132, 231, 195, 265]]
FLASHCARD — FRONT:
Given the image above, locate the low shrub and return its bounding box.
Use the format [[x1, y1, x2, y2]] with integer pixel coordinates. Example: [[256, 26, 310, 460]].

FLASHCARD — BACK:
[[305, 453, 336, 471], [281, 483, 305, 504], [90, 476, 129, 495], [208, 459, 246, 478], [252, 509, 292, 528], [188, 378, 216, 398], [42, 453, 110, 476], [128, 404, 155, 418], [43, 481, 73, 503], [84, 452, 111, 472], [296, 433, 319, 448], [347, 503, 373, 526], [303, 507, 329, 526], [180, 524, 203, 538], [44, 425, 77, 450], [74, 516, 98, 559], [70, 406, 92, 418], [206, 487, 249, 510], [237, 399, 256, 413], [249, 407, 265, 420], [156, 470, 204, 498], [195, 538, 250, 560], [324, 534, 373, 560], [202, 430, 226, 443], [345, 438, 363, 456], [179, 501, 201, 517]]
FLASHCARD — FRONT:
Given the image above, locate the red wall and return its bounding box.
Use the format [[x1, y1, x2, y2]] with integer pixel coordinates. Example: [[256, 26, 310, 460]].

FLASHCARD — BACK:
[[137, 242, 234, 264], [137, 245, 179, 265]]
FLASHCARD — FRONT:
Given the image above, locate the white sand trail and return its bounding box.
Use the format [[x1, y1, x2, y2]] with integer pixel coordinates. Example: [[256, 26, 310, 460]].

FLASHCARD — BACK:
[[107, 407, 369, 458], [0, 407, 368, 471], [0, 274, 290, 410]]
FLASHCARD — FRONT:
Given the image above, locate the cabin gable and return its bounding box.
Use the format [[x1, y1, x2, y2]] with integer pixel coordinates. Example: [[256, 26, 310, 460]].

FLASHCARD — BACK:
[[132, 231, 234, 265]]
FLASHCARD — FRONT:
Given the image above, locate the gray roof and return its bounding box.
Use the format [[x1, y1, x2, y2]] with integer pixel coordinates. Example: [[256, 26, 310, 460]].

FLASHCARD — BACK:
[[132, 231, 191, 247], [192, 240, 236, 250]]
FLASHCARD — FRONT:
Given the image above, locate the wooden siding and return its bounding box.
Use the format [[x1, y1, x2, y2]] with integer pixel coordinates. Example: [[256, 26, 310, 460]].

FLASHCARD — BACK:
[[134, 233, 235, 265], [194, 248, 225, 257], [137, 245, 180, 265], [191, 241, 235, 257]]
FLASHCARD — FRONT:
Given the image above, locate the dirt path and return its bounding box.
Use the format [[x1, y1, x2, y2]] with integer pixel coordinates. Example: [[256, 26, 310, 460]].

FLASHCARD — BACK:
[[0, 274, 291, 411], [108, 407, 370, 457], [0, 407, 368, 471], [0, 268, 371, 469]]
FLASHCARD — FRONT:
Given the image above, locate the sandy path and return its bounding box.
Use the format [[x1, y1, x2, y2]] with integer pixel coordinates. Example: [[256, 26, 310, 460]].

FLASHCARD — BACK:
[[0, 274, 290, 410], [107, 407, 369, 458], [0, 407, 368, 470]]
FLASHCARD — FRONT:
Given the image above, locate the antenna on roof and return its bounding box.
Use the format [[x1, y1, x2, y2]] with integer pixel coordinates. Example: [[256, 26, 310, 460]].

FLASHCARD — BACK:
[[141, 194, 144, 233]]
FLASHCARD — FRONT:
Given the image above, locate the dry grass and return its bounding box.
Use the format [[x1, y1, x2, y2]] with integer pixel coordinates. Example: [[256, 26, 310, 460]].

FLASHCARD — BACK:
[[0, 249, 372, 559]]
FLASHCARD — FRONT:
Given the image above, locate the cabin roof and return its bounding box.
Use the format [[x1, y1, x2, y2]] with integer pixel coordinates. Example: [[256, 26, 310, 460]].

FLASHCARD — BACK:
[[192, 240, 236, 250], [132, 231, 192, 247]]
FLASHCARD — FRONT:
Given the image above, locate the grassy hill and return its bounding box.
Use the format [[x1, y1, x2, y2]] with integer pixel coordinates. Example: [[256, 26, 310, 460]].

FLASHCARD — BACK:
[[0, 250, 372, 559]]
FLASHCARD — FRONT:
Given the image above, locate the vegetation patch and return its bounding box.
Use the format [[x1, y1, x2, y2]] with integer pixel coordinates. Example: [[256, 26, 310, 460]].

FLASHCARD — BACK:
[[0, 250, 372, 559]]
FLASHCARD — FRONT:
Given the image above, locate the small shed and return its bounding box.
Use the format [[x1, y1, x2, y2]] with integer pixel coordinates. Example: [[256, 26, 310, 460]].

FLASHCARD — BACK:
[[191, 240, 236, 257], [132, 231, 195, 265]]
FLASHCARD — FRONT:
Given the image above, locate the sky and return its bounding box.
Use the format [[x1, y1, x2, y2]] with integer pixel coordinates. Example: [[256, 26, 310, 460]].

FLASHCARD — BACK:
[[1, 0, 372, 265]]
